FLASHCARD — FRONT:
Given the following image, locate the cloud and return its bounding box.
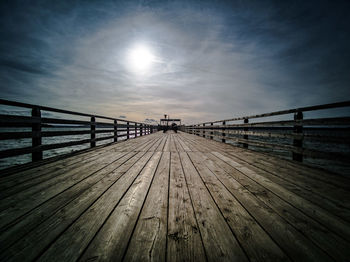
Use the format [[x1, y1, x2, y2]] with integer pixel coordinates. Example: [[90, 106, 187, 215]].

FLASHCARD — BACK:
[[0, 59, 48, 75], [0, 0, 349, 124], [144, 118, 158, 124]]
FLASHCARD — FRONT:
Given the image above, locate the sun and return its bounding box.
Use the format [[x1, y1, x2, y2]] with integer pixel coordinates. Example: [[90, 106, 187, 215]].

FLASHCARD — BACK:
[[127, 45, 155, 73]]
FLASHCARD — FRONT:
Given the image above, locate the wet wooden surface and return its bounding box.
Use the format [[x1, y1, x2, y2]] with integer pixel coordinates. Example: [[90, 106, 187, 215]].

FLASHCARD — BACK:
[[0, 131, 349, 261]]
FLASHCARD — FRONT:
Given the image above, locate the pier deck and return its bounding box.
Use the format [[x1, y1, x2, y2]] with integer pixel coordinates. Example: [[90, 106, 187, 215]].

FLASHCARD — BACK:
[[1, 131, 349, 261]]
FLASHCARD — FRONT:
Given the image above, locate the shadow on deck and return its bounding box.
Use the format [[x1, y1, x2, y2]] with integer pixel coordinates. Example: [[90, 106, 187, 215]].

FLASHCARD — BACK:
[[0, 131, 349, 261]]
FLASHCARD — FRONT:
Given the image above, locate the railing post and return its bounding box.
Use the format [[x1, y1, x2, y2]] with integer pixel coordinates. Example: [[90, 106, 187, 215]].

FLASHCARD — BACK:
[[114, 120, 118, 142], [243, 118, 248, 148], [90, 116, 96, 148], [293, 111, 303, 162], [151, 125, 153, 134], [210, 122, 213, 139], [32, 107, 42, 161], [135, 123, 137, 138], [140, 124, 143, 136], [203, 123, 205, 138], [222, 121, 226, 143], [127, 121, 130, 140]]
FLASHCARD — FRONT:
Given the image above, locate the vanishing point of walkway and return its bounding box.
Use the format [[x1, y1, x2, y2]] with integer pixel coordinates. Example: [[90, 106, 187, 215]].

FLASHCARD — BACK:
[[0, 131, 349, 261]]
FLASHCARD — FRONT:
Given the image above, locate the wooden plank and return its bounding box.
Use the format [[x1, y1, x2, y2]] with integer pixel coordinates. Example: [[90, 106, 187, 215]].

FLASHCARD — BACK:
[[188, 151, 289, 261], [178, 133, 199, 152], [163, 134, 171, 152], [212, 129, 350, 144], [0, 152, 155, 262], [0, 136, 161, 229], [0, 150, 125, 199], [0, 150, 141, 253], [229, 147, 350, 190], [179, 135, 209, 152], [167, 152, 206, 262], [177, 134, 203, 152], [179, 152, 248, 262], [185, 126, 350, 163], [0, 132, 156, 185], [172, 134, 184, 152], [177, 134, 350, 259], [77, 152, 162, 262], [0, 145, 109, 185], [154, 134, 167, 152], [169, 134, 177, 152], [138, 134, 162, 152], [0, 130, 157, 160], [123, 152, 170, 261], [122, 133, 162, 152], [182, 132, 350, 191], [211, 151, 350, 242], [147, 135, 165, 152], [0, 129, 118, 140], [117, 134, 161, 152], [180, 134, 350, 221], [41, 117, 91, 126], [1, 132, 349, 261], [224, 150, 350, 221], [174, 132, 191, 151], [185, 149, 332, 261], [190, 116, 350, 128], [0, 114, 40, 126], [0, 153, 123, 229], [204, 152, 348, 261], [0, 140, 139, 200]]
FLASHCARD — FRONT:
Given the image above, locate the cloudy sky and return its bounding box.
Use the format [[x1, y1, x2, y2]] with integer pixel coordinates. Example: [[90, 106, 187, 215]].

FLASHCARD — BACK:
[[0, 0, 349, 124]]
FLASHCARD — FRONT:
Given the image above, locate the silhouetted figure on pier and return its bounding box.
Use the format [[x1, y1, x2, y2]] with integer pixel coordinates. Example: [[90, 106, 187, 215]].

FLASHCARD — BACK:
[[160, 115, 181, 133], [172, 123, 178, 133]]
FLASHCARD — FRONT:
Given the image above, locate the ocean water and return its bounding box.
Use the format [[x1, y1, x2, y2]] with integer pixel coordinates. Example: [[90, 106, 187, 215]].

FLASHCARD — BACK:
[[209, 129, 350, 176], [1, 128, 349, 176], [0, 127, 131, 170]]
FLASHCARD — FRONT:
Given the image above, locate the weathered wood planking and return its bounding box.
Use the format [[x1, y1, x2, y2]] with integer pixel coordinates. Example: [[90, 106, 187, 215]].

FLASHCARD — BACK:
[[0, 131, 349, 262], [167, 151, 206, 262]]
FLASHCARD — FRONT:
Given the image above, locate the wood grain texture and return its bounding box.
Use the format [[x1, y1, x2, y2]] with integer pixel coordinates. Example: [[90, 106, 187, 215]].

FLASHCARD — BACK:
[[123, 152, 170, 262], [0, 131, 349, 262]]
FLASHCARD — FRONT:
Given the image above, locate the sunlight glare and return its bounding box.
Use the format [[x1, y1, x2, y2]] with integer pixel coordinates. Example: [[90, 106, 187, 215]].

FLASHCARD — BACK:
[[127, 45, 155, 73]]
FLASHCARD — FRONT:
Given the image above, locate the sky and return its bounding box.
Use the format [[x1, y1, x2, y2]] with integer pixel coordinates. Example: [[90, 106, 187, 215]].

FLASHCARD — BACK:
[[0, 0, 349, 124]]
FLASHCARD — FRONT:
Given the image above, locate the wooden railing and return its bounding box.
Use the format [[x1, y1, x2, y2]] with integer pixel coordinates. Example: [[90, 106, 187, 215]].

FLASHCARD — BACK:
[[0, 99, 157, 164], [182, 101, 350, 163]]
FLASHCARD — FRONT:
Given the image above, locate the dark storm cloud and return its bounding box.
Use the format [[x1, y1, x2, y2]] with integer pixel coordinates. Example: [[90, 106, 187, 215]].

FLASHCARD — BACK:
[[0, 0, 349, 123]]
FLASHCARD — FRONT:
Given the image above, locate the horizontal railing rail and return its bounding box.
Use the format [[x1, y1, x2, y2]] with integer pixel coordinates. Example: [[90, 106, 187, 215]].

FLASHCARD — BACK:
[[182, 101, 350, 164], [0, 99, 157, 167]]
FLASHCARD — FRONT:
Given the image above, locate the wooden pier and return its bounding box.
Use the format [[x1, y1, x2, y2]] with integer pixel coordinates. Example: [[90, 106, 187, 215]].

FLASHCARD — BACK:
[[1, 131, 350, 261]]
